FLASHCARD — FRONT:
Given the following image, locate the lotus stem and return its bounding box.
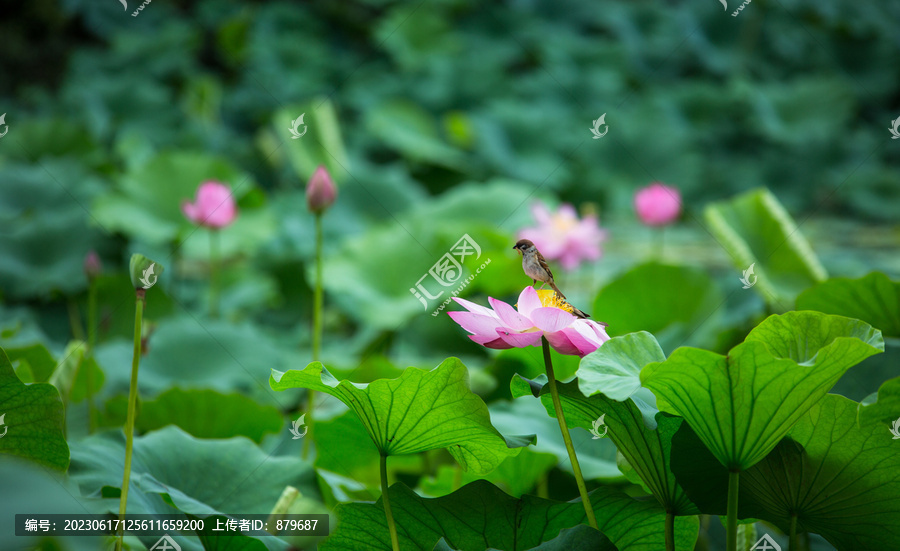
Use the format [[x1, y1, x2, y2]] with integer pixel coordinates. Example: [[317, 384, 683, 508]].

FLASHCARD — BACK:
[[209, 229, 220, 319], [87, 279, 98, 433], [116, 290, 144, 551], [303, 212, 324, 459], [726, 469, 740, 551], [542, 336, 598, 530], [380, 453, 401, 551], [790, 514, 798, 550], [665, 510, 675, 551], [266, 485, 300, 535]]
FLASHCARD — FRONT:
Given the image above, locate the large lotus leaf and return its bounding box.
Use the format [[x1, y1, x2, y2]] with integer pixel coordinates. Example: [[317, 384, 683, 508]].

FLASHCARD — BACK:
[[132, 387, 283, 443], [641, 311, 882, 470], [796, 272, 900, 338], [271, 358, 530, 474], [591, 263, 723, 353], [418, 448, 557, 498], [364, 99, 469, 170], [488, 398, 622, 481], [741, 394, 900, 549], [576, 331, 665, 427], [511, 375, 698, 516], [433, 525, 613, 551], [0, 161, 107, 298], [672, 395, 900, 550], [312, 409, 424, 496], [95, 315, 291, 405], [0, 457, 104, 551], [704, 188, 827, 309], [91, 151, 255, 245], [0, 348, 69, 470], [321, 479, 698, 551], [5, 341, 58, 382], [858, 376, 900, 429], [318, 180, 538, 330], [69, 426, 316, 550]]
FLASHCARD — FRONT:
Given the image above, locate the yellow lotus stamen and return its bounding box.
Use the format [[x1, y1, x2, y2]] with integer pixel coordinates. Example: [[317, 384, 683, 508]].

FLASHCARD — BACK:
[[536, 289, 574, 313]]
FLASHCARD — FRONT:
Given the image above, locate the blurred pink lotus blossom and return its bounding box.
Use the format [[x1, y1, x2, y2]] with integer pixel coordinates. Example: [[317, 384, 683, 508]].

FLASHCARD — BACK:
[[182, 181, 238, 229], [306, 165, 337, 214], [449, 286, 610, 357], [84, 250, 102, 278], [634, 182, 681, 226], [517, 202, 607, 271]]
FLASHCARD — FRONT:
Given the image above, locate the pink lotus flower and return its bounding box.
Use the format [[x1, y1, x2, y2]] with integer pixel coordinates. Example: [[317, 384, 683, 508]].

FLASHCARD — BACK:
[[84, 250, 102, 278], [182, 181, 238, 229], [634, 182, 681, 226], [517, 202, 607, 271], [449, 287, 610, 357], [306, 165, 337, 214]]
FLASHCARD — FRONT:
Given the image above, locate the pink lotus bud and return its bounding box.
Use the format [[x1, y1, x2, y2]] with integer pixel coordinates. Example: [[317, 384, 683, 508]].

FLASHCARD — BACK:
[[84, 250, 102, 278], [634, 182, 682, 227], [306, 166, 337, 213], [182, 181, 238, 229]]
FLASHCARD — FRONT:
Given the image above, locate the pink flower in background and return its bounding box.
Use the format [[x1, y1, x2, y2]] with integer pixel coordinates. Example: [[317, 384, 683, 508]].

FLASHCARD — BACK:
[[84, 250, 102, 278], [448, 286, 610, 357], [306, 165, 337, 213], [182, 181, 238, 229], [634, 182, 681, 226], [517, 202, 607, 271]]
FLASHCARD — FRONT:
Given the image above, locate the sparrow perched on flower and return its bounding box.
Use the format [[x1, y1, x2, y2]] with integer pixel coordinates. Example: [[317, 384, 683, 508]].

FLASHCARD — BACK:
[[513, 239, 591, 319]]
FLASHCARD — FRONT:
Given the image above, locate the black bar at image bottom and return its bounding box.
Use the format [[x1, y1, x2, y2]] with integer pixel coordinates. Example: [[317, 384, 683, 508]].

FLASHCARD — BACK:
[[14, 513, 329, 537]]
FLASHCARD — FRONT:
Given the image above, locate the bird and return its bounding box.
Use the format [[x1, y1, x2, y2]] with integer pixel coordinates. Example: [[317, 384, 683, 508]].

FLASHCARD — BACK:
[[513, 239, 591, 319]]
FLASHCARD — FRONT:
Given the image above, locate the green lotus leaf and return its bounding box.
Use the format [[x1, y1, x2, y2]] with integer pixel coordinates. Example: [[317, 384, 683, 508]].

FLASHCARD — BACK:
[[641, 311, 882, 470], [591, 263, 723, 353], [704, 188, 827, 309], [321, 480, 698, 551], [858, 376, 900, 430], [0, 348, 69, 470], [270, 357, 531, 474], [576, 331, 666, 428], [797, 272, 900, 338], [511, 374, 698, 516], [69, 426, 319, 550], [671, 395, 900, 550], [132, 387, 283, 443]]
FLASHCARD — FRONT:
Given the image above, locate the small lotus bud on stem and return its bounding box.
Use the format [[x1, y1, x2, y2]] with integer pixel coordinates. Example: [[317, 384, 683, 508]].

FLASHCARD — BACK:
[[306, 165, 337, 214], [84, 251, 102, 279], [129, 254, 164, 291]]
